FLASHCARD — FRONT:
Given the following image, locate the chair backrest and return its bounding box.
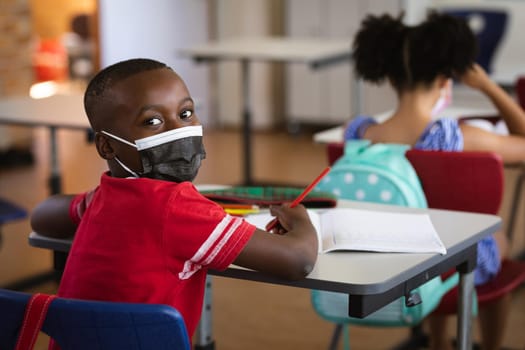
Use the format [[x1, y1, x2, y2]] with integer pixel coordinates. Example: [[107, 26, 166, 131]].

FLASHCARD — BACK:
[[405, 149, 504, 215], [441, 8, 508, 74], [326, 142, 504, 215], [0, 288, 190, 350]]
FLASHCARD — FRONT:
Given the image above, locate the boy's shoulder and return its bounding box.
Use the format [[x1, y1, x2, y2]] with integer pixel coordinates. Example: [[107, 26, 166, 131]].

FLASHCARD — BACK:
[[100, 173, 200, 197]]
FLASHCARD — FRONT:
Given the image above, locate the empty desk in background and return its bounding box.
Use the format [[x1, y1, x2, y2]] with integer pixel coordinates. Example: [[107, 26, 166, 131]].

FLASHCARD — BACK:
[[178, 37, 352, 185], [28, 199, 502, 350], [0, 94, 91, 194]]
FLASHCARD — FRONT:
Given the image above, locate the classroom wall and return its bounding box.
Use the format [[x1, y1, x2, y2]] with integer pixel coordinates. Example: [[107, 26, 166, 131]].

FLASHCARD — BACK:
[[95, 0, 525, 130], [214, 0, 284, 129], [0, 0, 34, 151], [97, 0, 211, 126]]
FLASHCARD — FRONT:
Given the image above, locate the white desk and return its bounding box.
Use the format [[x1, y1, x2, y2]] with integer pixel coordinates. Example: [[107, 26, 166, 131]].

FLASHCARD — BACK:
[[313, 105, 499, 144], [0, 94, 90, 194], [28, 199, 501, 350], [178, 37, 352, 185], [491, 65, 525, 90]]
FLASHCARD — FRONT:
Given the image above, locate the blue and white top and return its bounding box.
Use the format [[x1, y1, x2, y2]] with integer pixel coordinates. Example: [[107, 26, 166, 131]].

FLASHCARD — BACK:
[[344, 115, 500, 286]]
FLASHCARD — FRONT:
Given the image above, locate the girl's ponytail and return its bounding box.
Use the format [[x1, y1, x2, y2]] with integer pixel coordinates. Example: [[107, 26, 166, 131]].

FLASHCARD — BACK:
[[353, 13, 406, 85]]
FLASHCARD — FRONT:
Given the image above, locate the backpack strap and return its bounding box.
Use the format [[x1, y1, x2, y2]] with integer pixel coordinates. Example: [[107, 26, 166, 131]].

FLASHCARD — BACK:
[[15, 293, 57, 350], [342, 139, 371, 158], [343, 140, 410, 163]]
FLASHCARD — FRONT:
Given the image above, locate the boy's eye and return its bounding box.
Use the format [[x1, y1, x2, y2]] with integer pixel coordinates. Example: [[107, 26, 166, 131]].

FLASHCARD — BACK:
[[144, 117, 162, 126], [180, 109, 193, 120]]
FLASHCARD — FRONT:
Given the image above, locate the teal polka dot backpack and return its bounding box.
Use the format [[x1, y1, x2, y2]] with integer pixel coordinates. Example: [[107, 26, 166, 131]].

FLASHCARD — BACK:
[[315, 139, 427, 208], [312, 140, 460, 349]]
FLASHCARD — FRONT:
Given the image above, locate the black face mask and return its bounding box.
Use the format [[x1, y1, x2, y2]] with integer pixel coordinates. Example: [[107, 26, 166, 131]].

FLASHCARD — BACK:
[[139, 135, 206, 182], [102, 125, 206, 183]]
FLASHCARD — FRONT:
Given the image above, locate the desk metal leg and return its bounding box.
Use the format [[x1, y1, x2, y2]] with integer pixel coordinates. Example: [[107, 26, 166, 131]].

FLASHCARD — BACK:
[[456, 270, 475, 350], [240, 59, 253, 186], [49, 126, 62, 194], [194, 275, 215, 350], [456, 245, 477, 350]]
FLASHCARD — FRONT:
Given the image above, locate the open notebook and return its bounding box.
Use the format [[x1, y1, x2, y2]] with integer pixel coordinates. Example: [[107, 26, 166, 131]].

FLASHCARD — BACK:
[[244, 208, 446, 255]]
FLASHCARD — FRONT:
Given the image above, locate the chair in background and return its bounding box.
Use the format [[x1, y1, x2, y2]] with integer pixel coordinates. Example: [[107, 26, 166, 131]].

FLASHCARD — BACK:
[[322, 142, 525, 349], [0, 288, 191, 350], [440, 8, 508, 74], [406, 149, 525, 350]]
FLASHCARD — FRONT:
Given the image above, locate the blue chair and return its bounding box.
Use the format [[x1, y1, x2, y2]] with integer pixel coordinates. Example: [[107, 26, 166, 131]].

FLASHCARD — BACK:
[[0, 288, 191, 350], [0, 198, 27, 250], [441, 8, 508, 74]]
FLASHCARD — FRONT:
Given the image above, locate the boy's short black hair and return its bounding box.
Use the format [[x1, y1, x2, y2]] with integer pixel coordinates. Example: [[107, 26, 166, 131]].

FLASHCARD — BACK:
[[84, 58, 173, 130]]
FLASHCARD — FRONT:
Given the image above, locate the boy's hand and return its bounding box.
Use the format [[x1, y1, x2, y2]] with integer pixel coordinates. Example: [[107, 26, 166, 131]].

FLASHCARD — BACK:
[[235, 202, 318, 280], [268, 203, 312, 234]]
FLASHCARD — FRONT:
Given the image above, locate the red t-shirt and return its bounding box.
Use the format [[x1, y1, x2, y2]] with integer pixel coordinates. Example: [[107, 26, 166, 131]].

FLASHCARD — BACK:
[[57, 173, 256, 339]]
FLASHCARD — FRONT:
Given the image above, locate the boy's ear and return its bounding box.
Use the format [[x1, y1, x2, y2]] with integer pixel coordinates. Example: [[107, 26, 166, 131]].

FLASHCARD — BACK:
[[94, 132, 115, 160]]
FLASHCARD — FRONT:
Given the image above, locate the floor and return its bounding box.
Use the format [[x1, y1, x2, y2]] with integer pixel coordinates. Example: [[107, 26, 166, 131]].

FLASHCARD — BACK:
[[1, 126, 524, 349]]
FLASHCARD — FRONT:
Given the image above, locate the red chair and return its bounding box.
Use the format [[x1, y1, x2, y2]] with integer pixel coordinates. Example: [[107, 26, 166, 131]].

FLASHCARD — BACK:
[[326, 142, 525, 348]]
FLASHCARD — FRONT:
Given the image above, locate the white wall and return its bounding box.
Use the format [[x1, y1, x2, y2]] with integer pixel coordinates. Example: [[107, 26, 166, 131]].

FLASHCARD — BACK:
[[214, 0, 280, 129], [97, 0, 525, 130], [97, 0, 211, 125]]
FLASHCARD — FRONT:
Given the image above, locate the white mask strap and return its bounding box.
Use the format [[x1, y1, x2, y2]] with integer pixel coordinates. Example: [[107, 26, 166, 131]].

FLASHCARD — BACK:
[[101, 130, 137, 148], [114, 157, 140, 178]]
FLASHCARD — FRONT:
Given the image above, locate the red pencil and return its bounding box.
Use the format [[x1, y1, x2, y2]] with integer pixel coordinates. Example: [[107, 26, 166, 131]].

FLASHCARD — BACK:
[[265, 166, 331, 232]]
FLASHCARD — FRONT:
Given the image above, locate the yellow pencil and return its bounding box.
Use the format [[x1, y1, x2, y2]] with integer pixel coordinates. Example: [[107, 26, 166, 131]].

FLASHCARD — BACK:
[[224, 208, 260, 216], [218, 203, 259, 210]]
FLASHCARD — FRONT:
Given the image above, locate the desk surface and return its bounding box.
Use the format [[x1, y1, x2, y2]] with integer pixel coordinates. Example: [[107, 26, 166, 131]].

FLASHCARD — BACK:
[[28, 199, 500, 316], [0, 94, 89, 130], [178, 36, 352, 67], [213, 200, 499, 292], [313, 104, 500, 144]]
